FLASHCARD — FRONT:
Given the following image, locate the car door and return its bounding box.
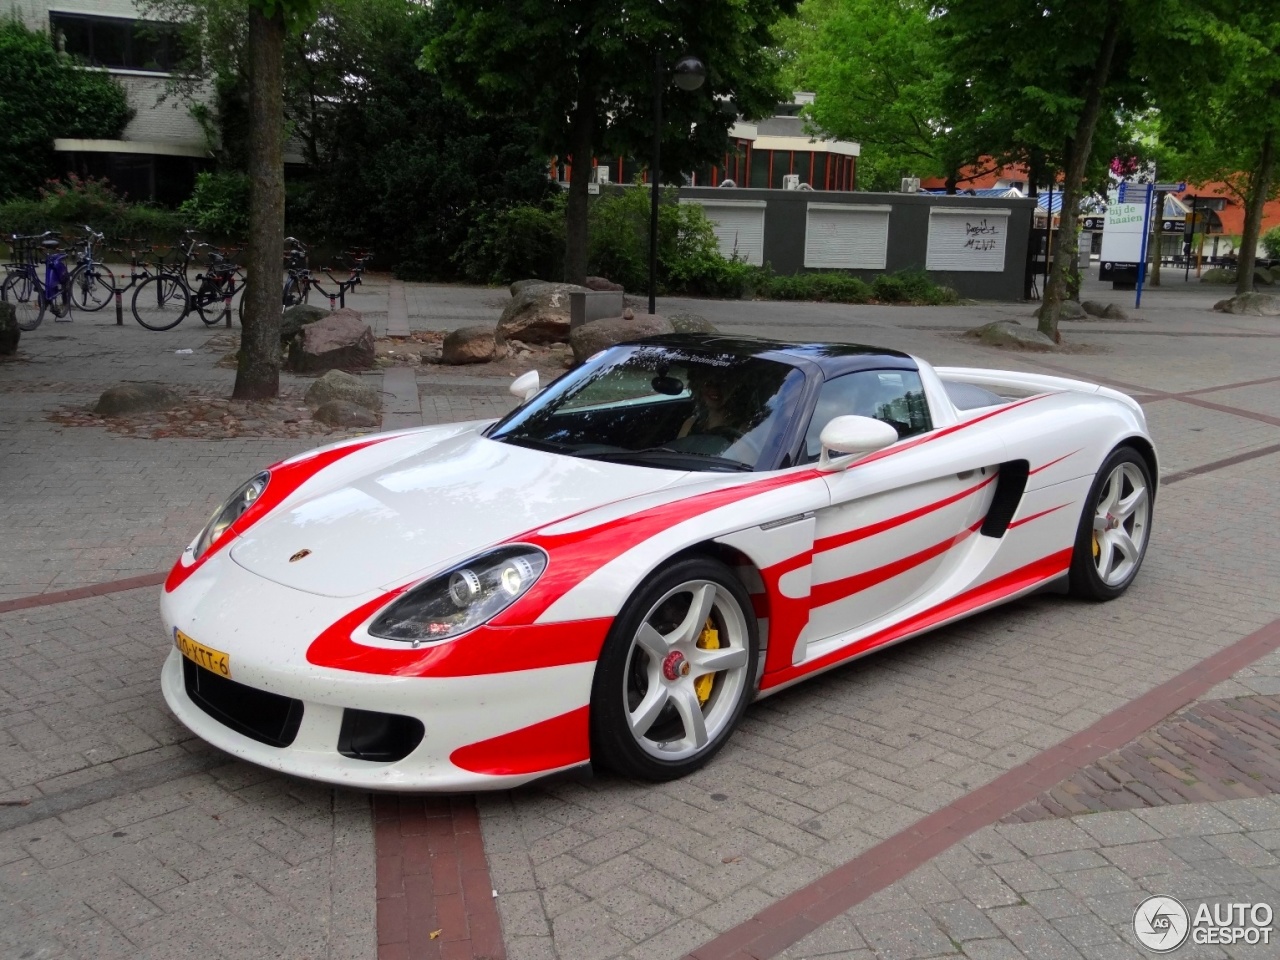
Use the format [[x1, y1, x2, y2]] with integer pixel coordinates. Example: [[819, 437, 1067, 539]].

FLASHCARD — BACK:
[[797, 369, 1005, 659]]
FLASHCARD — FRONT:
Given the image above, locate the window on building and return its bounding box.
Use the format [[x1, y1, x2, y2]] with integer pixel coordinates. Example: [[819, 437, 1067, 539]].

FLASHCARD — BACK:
[[50, 12, 189, 74]]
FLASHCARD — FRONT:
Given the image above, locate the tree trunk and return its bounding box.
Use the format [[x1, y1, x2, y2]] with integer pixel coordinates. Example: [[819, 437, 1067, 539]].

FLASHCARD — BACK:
[[1235, 128, 1275, 297], [1150, 193, 1164, 287], [1038, 8, 1123, 341], [234, 5, 285, 400], [563, 102, 595, 285]]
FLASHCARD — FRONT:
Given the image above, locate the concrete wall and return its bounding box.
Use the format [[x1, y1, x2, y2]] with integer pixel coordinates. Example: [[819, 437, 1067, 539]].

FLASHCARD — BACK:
[[679, 187, 1036, 301]]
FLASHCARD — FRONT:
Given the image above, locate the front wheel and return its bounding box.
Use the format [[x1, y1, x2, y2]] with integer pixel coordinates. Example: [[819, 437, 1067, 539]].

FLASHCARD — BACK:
[[132, 275, 190, 331], [590, 557, 758, 781], [2, 276, 41, 331], [69, 263, 116, 311], [1068, 446, 1154, 601]]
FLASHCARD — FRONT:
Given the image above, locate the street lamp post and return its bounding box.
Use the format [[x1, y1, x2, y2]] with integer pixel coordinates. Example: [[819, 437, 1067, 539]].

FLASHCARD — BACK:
[[649, 53, 706, 316]]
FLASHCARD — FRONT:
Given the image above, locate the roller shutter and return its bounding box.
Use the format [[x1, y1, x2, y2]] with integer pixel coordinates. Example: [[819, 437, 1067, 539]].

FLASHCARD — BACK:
[[681, 199, 766, 265], [804, 204, 891, 269], [925, 208, 1011, 272]]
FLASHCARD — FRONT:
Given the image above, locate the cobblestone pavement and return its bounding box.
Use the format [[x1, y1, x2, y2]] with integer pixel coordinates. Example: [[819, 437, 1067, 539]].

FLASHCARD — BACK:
[[2, 270, 1279, 960]]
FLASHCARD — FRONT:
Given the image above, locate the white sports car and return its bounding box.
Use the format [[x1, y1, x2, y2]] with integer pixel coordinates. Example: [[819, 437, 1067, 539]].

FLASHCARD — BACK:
[[161, 335, 1156, 790]]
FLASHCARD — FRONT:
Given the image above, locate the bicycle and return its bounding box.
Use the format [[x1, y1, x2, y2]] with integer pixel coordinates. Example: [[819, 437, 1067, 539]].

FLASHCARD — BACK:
[[66, 225, 116, 312], [310, 248, 372, 310], [130, 233, 200, 331], [189, 246, 248, 326], [282, 237, 312, 308], [1, 232, 74, 331]]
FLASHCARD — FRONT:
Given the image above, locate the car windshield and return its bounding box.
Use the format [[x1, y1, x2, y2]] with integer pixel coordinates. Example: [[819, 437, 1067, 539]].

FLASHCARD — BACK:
[[486, 344, 807, 471]]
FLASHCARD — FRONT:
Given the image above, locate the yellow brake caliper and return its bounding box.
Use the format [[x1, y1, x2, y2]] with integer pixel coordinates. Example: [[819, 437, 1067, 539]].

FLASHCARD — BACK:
[[695, 619, 719, 705]]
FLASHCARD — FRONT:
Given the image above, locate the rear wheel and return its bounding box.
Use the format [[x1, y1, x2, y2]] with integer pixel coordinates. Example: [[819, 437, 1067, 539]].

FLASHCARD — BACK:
[[1069, 446, 1154, 600], [2, 275, 41, 331], [590, 557, 757, 781], [68, 263, 115, 311], [132, 275, 190, 331]]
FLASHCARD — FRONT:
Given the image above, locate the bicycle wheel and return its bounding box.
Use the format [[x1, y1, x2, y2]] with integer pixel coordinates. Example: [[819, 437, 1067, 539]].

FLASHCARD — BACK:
[[282, 276, 301, 308], [132, 274, 190, 331], [68, 263, 116, 311], [195, 278, 231, 325], [2, 275, 42, 331], [45, 282, 71, 320]]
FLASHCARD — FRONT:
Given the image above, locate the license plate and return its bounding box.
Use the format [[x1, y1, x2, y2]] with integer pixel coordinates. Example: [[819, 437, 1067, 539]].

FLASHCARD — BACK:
[[174, 628, 231, 678]]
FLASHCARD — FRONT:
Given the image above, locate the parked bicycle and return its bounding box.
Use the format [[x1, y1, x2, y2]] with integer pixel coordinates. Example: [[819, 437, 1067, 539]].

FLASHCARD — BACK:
[[130, 233, 200, 331], [1, 232, 74, 331], [190, 246, 248, 325], [67, 225, 116, 312], [282, 237, 312, 308]]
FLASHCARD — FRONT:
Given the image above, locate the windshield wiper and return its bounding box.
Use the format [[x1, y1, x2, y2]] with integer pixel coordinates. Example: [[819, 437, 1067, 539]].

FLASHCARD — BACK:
[[580, 448, 753, 472], [492, 435, 577, 454]]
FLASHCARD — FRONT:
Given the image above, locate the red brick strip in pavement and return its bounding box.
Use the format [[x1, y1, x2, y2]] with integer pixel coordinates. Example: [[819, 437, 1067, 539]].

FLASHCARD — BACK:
[[1005, 694, 1280, 821], [375, 794, 505, 960], [686, 615, 1280, 960], [0, 571, 167, 615]]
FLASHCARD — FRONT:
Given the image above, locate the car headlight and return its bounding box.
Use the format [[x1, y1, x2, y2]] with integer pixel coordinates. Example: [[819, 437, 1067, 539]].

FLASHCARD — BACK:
[[192, 472, 270, 560], [369, 546, 547, 643]]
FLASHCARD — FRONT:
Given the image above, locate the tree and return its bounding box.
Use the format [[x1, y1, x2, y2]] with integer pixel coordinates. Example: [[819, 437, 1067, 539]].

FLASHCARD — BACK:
[[0, 18, 134, 200], [424, 0, 797, 284], [1139, 1, 1280, 296], [779, 0, 980, 191]]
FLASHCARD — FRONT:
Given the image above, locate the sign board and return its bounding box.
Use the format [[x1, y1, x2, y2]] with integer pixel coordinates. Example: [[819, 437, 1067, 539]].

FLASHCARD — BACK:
[[1153, 182, 1187, 193], [1117, 182, 1151, 203], [1098, 200, 1146, 283], [1081, 215, 1106, 231]]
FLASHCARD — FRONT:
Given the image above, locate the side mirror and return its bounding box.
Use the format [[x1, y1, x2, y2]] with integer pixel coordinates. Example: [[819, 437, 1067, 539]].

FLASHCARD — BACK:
[[817, 415, 898, 471], [510, 370, 540, 402]]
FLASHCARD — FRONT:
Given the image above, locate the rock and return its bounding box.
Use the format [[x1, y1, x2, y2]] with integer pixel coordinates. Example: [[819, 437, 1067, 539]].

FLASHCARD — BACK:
[[668, 312, 718, 334], [312, 399, 379, 428], [287, 312, 376, 373], [570, 313, 675, 364], [1059, 300, 1086, 320], [583, 276, 624, 292], [496, 282, 591, 346], [1081, 300, 1108, 318], [967, 320, 1057, 351], [1101, 303, 1129, 320], [509, 279, 552, 296], [442, 325, 504, 365], [0, 301, 18, 355], [1255, 266, 1275, 285], [280, 303, 329, 342], [1213, 292, 1280, 316], [304, 369, 381, 410], [94, 383, 182, 415]]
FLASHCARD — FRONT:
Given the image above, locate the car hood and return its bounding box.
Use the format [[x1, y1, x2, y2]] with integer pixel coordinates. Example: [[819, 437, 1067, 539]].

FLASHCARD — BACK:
[[229, 430, 691, 598]]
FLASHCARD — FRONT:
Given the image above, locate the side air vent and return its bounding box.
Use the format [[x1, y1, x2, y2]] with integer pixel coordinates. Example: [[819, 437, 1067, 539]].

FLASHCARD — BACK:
[[981, 460, 1029, 537]]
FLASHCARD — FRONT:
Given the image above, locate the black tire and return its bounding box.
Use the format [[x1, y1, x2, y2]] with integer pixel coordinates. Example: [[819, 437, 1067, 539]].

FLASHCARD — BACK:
[[2, 275, 42, 331], [282, 276, 300, 308], [194, 278, 232, 325], [1068, 446, 1154, 601], [590, 556, 758, 781], [132, 275, 190, 331], [68, 263, 116, 311]]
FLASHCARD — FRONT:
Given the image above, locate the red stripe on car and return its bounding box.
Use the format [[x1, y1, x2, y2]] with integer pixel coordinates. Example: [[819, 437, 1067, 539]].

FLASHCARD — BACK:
[[164, 437, 390, 593], [450, 706, 591, 776], [1009, 503, 1071, 528], [1030, 448, 1082, 475], [812, 474, 996, 555]]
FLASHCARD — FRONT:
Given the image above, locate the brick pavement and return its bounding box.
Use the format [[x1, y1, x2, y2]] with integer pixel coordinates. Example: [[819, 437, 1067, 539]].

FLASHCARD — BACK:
[[3, 271, 1280, 960]]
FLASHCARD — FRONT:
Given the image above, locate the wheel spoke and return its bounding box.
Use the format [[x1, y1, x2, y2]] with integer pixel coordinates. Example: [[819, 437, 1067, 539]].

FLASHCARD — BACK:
[[1112, 528, 1139, 563], [672, 584, 716, 645], [689, 646, 747, 675], [628, 685, 668, 737], [670, 687, 708, 748], [1115, 485, 1147, 520], [1096, 532, 1116, 580], [1102, 471, 1122, 513], [635, 623, 670, 660]]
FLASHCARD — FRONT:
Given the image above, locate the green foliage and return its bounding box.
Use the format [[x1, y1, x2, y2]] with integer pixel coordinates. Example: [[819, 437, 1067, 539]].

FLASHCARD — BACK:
[[0, 175, 185, 242], [1261, 226, 1280, 260], [454, 196, 566, 284], [766, 272, 872, 302], [179, 171, 250, 239], [0, 19, 134, 200]]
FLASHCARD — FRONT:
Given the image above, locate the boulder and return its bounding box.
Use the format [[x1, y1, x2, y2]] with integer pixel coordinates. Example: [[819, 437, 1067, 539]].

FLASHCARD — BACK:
[[1101, 303, 1129, 320], [287, 312, 376, 373], [441, 325, 504, 365], [1081, 300, 1109, 318], [967, 320, 1057, 351], [1059, 300, 1086, 320], [94, 383, 182, 416], [570, 313, 675, 364], [496, 282, 591, 345], [312, 399, 379, 429], [668, 312, 719, 334], [583, 276, 624, 292], [0, 301, 18, 355], [1254, 266, 1275, 286], [1213, 292, 1280, 316], [509, 279, 551, 296], [304, 369, 381, 410], [280, 303, 329, 343]]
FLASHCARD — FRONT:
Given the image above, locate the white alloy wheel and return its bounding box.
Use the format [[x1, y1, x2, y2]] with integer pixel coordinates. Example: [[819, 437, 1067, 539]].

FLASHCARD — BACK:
[[1091, 461, 1150, 587]]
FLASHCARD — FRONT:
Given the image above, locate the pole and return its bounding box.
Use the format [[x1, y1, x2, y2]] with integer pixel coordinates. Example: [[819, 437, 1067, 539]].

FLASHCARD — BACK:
[[1135, 185, 1153, 308], [1184, 196, 1196, 282], [1043, 182, 1053, 292], [648, 50, 662, 317]]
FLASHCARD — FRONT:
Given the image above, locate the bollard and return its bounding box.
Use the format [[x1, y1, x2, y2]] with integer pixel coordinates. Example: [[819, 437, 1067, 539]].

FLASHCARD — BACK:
[[115, 290, 123, 325], [224, 296, 232, 328]]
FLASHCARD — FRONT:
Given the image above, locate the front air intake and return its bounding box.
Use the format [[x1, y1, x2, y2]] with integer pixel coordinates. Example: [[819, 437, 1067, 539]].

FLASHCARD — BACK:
[[337, 709, 425, 762]]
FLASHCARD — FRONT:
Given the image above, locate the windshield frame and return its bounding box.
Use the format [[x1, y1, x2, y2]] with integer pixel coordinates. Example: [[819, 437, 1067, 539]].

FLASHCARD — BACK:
[[484, 342, 817, 472]]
